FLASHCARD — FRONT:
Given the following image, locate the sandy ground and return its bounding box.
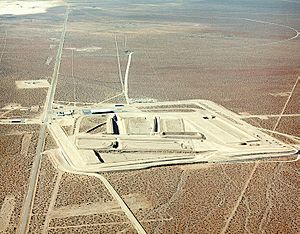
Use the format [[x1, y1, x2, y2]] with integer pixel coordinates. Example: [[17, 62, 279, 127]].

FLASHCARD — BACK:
[[0, 125, 40, 233]]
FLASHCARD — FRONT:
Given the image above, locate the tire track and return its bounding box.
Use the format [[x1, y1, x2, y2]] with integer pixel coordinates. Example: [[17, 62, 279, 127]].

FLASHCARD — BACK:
[[220, 162, 258, 234], [0, 30, 7, 64], [272, 76, 299, 133], [42, 171, 63, 234]]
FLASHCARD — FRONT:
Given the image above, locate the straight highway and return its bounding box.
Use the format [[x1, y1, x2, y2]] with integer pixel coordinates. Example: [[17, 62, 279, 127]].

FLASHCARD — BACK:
[[17, 8, 69, 234]]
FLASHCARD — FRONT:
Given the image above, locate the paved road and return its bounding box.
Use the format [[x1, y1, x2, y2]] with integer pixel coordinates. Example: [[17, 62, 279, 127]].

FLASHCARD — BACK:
[[242, 18, 300, 44], [124, 52, 134, 104], [114, 35, 124, 90], [17, 8, 69, 234], [240, 113, 300, 119], [90, 173, 146, 234]]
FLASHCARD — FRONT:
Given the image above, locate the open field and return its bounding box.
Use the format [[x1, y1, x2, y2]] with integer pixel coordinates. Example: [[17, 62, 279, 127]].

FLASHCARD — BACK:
[[0, 0, 299, 233], [55, 30, 126, 104], [0, 7, 63, 113], [52, 1, 300, 115], [125, 27, 299, 115]]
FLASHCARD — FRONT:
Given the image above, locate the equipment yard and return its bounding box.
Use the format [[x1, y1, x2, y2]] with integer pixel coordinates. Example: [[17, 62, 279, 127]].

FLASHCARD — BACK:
[[0, 0, 299, 233], [48, 100, 297, 173]]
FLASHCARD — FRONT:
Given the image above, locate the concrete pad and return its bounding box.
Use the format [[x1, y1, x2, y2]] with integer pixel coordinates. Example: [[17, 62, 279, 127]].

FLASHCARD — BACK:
[[2, 103, 21, 110], [65, 47, 102, 52], [15, 80, 49, 89], [30, 105, 40, 112], [0, 195, 15, 232], [50, 100, 298, 172], [269, 92, 290, 97], [45, 56, 53, 65]]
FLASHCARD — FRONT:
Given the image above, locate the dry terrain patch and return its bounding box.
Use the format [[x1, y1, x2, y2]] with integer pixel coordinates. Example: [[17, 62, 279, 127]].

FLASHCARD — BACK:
[[103, 160, 299, 233], [30, 167, 138, 233], [276, 117, 300, 137], [225, 161, 300, 233], [0, 124, 39, 233]]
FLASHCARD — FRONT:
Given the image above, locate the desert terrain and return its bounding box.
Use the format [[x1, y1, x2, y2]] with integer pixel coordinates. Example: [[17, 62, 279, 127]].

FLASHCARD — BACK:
[[0, 0, 299, 233]]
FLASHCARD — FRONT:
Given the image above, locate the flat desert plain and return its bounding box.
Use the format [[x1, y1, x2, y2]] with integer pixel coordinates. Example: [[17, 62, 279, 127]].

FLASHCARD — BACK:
[[0, 0, 299, 233]]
